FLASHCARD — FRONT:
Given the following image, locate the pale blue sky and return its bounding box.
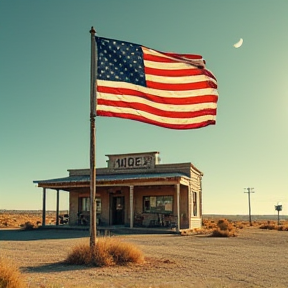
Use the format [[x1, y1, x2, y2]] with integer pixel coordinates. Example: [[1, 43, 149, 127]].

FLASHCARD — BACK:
[[1, 0, 288, 215]]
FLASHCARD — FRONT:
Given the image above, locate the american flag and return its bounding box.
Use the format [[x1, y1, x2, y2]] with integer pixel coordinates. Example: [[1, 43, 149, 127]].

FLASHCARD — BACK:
[[95, 36, 218, 130]]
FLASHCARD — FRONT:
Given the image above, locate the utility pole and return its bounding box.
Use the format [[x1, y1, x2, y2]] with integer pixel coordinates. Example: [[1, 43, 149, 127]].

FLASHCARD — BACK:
[[244, 187, 255, 226], [275, 204, 282, 225]]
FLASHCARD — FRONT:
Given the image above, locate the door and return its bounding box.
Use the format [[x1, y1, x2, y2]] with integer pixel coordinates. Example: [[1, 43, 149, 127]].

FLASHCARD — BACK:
[[112, 196, 125, 225]]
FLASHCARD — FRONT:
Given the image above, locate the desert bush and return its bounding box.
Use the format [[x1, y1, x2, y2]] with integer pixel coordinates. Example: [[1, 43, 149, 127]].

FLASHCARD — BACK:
[[0, 257, 26, 288], [66, 237, 144, 267], [277, 225, 288, 231], [194, 228, 212, 235], [180, 229, 194, 236], [181, 227, 213, 236], [217, 219, 233, 231], [210, 219, 237, 237], [235, 223, 244, 229], [20, 221, 35, 230], [259, 223, 277, 230], [259, 222, 288, 231], [202, 219, 217, 229], [211, 229, 237, 237]]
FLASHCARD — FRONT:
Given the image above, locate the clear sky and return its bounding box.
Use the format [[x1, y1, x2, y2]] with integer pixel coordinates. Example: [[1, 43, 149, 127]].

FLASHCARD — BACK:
[[1, 0, 288, 215]]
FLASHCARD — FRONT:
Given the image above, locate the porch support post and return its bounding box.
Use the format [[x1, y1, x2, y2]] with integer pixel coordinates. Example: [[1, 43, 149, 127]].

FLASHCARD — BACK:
[[188, 182, 191, 229], [42, 188, 46, 227], [129, 185, 134, 228], [176, 183, 180, 232], [56, 189, 60, 225]]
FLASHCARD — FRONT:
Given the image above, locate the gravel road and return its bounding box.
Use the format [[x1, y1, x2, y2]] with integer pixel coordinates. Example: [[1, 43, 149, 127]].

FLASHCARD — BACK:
[[0, 227, 288, 288]]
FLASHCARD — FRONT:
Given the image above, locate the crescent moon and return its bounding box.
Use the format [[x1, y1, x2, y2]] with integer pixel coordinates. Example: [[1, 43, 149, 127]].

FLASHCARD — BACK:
[[233, 38, 243, 48]]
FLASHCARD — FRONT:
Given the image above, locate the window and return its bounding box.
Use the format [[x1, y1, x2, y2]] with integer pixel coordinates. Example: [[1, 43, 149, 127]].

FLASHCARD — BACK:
[[143, 196, 173, 214], [82, 198, 90, 212], [193, 192, 197, 216], [81, 197, 101, 213], [96, 198, 101, 213]]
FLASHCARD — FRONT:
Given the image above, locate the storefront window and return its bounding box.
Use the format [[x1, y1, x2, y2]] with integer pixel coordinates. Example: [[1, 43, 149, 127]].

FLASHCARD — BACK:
[[82, 198, 90, 212], [81, 197, 101, 213], [96, 198, 101, 213], [143, 196, 173, 214]]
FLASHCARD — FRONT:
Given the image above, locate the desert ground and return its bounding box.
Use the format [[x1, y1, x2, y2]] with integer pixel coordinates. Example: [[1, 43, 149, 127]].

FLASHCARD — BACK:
[[1, 212, 288, 288]]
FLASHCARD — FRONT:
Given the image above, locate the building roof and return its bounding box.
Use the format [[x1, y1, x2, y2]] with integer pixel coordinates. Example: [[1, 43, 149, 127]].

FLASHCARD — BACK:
[[34, 172, 190, 189]]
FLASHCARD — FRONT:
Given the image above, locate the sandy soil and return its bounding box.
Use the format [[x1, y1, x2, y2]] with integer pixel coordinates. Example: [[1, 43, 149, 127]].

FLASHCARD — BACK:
[[0, 227, 288, 288]]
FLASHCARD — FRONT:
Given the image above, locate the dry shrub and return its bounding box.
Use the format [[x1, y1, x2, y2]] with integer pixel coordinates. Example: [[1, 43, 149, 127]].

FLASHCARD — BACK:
[[20, 221, 36, 230], [210, 219, 237, 237], [259, 221, 279, 230], [259, 223, 277, 230], [66, 237, 144, 267], [202, 219, 217, 229], [180, 229, 194, 236], [181, 228, 212, 236], [211, 229, 237, 237], [234, 221, 251, 229], [259, 222, 288, 231], [195, 228, 212, 235], [235, 223, 244, 229], [277, 225, 288, 231], [217, 219, 233, 231], [0, 257, 26, 288]]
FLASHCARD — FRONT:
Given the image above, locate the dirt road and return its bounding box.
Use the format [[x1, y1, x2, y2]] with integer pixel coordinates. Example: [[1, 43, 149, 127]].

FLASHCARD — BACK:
[[0, 227, 288, 288]]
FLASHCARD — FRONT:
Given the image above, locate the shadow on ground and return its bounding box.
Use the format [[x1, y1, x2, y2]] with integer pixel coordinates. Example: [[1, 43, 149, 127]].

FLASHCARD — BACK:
[[0, 228, 89, 241], [23, 262, 90, 273]]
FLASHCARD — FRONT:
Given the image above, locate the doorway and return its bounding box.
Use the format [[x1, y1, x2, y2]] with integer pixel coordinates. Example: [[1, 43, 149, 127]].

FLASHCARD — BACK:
[[112, 196, 125, 225]]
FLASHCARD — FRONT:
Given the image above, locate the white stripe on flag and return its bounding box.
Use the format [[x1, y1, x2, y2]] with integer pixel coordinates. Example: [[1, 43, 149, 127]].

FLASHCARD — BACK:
[[97, 105, 216, 125], [97, 80, 218, 98], [98, 93, 217, 112]]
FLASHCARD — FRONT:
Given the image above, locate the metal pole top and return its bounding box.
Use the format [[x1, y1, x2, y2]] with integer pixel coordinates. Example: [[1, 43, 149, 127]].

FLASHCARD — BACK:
[[90, 27, 96, 34]]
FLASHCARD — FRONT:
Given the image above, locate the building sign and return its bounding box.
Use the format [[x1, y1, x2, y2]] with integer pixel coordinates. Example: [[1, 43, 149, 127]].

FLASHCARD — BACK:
[[106, 151, 159, 170]]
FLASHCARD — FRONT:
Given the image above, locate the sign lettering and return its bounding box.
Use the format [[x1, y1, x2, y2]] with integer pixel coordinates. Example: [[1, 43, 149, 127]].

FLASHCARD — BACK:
[[113, 155, 153, 169]]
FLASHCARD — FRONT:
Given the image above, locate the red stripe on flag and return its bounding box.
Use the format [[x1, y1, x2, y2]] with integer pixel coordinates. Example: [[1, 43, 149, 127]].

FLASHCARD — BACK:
[[146, 80, 217, 91], [163, 52, 203, 60], [144, 67, 217, 81], [145, 67, 203, 77], [143, 53, 179, 63]]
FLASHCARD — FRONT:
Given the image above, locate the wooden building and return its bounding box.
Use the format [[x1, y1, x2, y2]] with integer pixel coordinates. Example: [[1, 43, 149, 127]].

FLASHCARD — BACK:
[[34, 151, 203, 231]]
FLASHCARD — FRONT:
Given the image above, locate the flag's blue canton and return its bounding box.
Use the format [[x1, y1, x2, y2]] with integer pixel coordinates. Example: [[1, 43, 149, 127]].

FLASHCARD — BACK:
[[96, 37, 146, 87]]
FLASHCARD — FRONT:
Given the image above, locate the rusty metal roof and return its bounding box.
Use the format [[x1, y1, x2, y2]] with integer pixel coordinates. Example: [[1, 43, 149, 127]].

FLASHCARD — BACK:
[[34, 172, 189, 185]]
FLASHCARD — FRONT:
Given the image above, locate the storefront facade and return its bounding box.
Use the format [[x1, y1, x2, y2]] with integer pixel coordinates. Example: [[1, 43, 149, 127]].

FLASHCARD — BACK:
[[34, 151, 203, 231]]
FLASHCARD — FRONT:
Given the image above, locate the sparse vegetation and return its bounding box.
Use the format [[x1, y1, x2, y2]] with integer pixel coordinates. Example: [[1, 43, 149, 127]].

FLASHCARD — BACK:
[[66, 238, 144, 267], [0, 257, 26, 288], [1, 215, 288, 288], [210, 219, 237, 237], [259, 220, 288, 231], [0, 211, 64, 228], [181, 218, 238, 237], [20, 221, 36, 230]]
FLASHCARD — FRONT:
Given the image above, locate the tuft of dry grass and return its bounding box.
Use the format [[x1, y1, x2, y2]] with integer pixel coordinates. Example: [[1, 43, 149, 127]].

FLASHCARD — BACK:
[[259, 221, 288, 231], [20, 221, 37, 230], [210, 219, 238, 237], [66, 237, 144, 267], [0, 257, 26, 288]]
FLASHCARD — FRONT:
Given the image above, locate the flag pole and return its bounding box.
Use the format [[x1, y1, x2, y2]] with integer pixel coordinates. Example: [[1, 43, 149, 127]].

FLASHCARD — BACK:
[[89, 26, 97, 248]]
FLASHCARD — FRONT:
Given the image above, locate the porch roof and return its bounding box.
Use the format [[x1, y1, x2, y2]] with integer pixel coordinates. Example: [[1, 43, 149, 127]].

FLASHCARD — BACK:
[[34, 172, 190, 189]]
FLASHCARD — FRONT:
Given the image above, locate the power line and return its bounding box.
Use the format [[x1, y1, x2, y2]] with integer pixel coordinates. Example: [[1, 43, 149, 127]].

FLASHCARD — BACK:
[[244, 187, 255, 226]]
